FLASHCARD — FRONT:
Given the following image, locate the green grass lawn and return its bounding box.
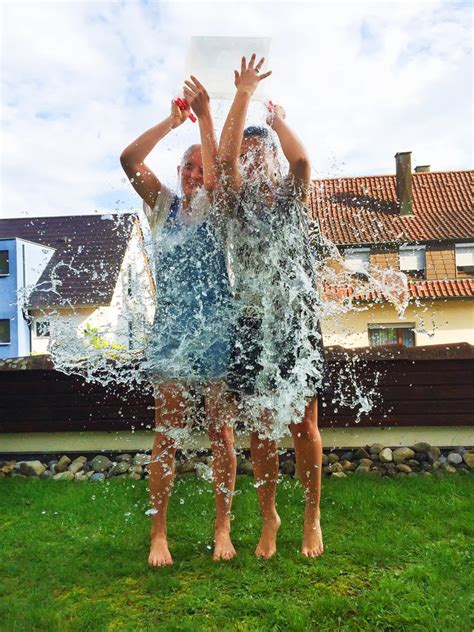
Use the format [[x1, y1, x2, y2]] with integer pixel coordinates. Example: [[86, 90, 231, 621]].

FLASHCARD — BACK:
[[1, 474, 472, 632]]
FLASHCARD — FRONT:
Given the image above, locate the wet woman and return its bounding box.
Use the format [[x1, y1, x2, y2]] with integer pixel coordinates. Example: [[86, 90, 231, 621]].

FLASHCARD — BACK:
[[120, 77, 237, 567], [218, 55, 324, 559]]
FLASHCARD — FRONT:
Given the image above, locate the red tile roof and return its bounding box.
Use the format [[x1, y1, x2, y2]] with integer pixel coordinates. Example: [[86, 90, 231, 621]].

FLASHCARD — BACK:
[[324, 279, 474, 301], [311, 170, 473, 245]]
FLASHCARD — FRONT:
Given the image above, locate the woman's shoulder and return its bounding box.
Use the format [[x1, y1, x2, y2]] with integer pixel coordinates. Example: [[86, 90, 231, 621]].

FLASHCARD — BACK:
[[143, 184, 179, 230]]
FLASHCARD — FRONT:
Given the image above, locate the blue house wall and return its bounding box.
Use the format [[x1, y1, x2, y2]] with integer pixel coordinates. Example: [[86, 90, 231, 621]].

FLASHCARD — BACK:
[[0, 239, 20, 358], [0, 238, 55, 359]]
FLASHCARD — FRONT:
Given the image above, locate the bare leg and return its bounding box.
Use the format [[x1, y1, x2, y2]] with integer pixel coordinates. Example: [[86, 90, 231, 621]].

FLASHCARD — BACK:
[[290, 398, 324, 557], [148, 382, 187, 567], [206, 383, 237, 561], [250, 409, 281, 559]]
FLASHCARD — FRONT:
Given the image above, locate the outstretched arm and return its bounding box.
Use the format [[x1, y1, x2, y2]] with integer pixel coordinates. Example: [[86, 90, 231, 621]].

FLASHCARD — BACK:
[[120, 100, 190, 208], [267, 104, 311, 205], [183, 76, 218, 192], [218, 54, 272, 191]]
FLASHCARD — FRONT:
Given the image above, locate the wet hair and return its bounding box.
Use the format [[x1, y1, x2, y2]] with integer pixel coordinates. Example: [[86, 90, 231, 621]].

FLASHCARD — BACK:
[[243, 126, 278, 152], [181, 144, 202, 164]]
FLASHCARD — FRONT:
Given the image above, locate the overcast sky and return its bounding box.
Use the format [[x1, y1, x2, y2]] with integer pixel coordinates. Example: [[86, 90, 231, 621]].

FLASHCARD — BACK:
[[1, 0, 472, 218]]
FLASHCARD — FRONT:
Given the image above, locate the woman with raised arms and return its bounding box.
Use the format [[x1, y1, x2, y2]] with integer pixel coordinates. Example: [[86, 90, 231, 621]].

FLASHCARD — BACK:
[[120, 77, 237, 567]]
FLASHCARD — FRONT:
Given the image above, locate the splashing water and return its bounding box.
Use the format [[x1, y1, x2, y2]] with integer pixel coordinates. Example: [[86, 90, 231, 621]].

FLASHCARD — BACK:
[[18, 112, 411, 453]]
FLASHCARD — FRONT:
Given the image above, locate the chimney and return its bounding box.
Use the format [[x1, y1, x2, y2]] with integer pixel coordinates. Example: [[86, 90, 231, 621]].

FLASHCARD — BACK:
[[414, 165, 430, 173], [395, 151, 413, 216]]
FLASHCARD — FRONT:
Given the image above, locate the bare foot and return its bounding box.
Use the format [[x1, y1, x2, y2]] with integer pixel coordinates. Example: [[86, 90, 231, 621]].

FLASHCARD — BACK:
[[256, 513, 281, 559], [148, 533, 173, 567], [213, 529, 237, 561], [301, 517, 324, 558]]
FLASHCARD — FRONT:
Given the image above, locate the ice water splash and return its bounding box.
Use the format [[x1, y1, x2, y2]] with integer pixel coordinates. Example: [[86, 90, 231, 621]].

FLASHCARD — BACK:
[[17, 109, 411, 449]]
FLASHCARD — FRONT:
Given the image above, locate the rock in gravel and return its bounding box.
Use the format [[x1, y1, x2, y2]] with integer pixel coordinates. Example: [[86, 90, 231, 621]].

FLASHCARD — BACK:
[[54, 455, 71, 473], [1, 461, 16, 475], [358, 458, 373, 468], [133, 453, 151, 466], [463, 452, 474, 469], [330, 462, 344, 473], [40, 470, 53, 480], [396, 464, 412, 474], [414, 452, 429, 463], [447, 452, 463, 466], [177, 460, 196, 474], [369, 443, 385, 455], [427, 446, 441, 463], [90, 472, 106, 482], [90, 455, 113, 473], [355, 448, 371, 460], [238, 460, 253, 475], [328, 453, 340, 464], [108, 462, 130, 477], [321, 454, 329, 466], [331, 471, 347, 479], [442, 463, 458, 474], [379, 448, 393, 463], [74, 472, 89, 482], [19, 461, 46, 477], [340, 451, 354, 461], [68, 457, 87, 475], [355, 465, 371, 475], [280, 460, 296, 476], [53, 471, 74, 481], [407, 459, 421, 470], [412, 442, 431, 453], [116, 453, 132, 463], [129, 464, 143, 476], [341, 460, 355, 471], [128, 472, 142, 480], [393, 447, 415, 464]]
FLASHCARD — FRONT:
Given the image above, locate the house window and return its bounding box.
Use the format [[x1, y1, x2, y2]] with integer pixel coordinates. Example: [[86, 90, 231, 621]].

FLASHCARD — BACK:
[[35, 320, 50, 338], [344, 248, 370, 275], [127, 263, 133, 297], [455, 243, 474, 275], [399, 245, 425, 279], [0, 250, 9, 275], [128, 320, 134, 349], [368, 323, 415, 347], [0, 319, 11, 344]]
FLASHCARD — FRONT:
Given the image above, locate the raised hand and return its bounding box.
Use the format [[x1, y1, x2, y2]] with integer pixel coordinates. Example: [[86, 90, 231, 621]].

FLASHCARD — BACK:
[[170, 98, 190, 129], [183, 76, 211, 119], [266, 102, 286, 128], [234, 53, 272, 97]]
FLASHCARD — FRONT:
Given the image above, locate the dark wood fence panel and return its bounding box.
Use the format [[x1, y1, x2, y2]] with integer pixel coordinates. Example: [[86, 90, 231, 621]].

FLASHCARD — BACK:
[[1, 344, 473, 433]]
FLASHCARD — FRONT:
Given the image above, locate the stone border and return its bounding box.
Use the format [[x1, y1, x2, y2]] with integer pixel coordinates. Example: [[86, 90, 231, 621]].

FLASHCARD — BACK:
[[1, 443, 473, 481]]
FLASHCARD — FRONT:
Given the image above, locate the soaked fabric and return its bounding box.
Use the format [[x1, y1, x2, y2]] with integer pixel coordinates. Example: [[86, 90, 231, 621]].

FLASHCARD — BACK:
[[145, 193, 234, 384], [225, 179, 325, 429]]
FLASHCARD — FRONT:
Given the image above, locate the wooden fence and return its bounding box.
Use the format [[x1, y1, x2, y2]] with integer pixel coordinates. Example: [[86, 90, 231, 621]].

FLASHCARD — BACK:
[[0, 343, 473, 433]]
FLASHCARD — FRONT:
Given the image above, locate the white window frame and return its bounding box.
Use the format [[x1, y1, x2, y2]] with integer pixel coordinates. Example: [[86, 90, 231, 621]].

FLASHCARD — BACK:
[[344, 247, 370, 274], [455, 243, 474, 268], [399, 245, 426, 272]]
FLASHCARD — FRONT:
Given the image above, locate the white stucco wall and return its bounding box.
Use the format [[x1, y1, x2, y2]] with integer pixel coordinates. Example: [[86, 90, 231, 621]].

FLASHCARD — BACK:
[[321, 298, 474, 348], [30, 223, 155, 354]]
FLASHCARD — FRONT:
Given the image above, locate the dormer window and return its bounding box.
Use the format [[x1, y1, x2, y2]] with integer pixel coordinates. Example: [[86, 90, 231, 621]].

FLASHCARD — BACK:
[[344, 248, 370, 277], [400, 245, 426, 279], [455, 243, 474, 276]]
